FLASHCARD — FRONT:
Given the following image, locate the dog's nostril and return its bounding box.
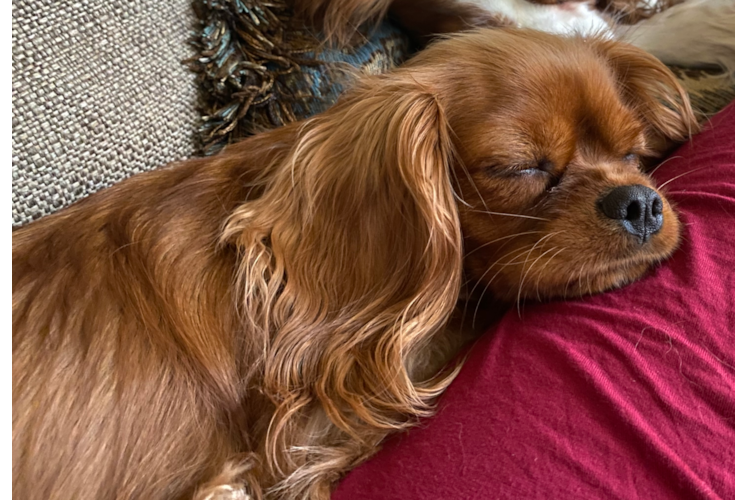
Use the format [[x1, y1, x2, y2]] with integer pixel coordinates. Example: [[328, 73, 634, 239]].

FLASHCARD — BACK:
[[625, 201, 642, 222], [652, 197, 663, 216], [599, 185, 664, 243]]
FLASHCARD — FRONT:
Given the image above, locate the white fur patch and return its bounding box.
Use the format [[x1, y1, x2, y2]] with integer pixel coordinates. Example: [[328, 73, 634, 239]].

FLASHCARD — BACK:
[[454, 0, 615, 38], [637, 0, 660, 10]]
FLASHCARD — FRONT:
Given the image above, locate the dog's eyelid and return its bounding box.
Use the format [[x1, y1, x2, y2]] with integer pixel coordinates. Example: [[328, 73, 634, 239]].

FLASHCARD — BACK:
[[479, 157, 561, 178], [623, 141, 649, 160], [481, 159, 536, 176], [510, 163, 549, 176]]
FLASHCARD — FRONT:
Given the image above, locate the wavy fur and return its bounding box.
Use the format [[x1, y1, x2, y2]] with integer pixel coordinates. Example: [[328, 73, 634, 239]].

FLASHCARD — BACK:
[[13, 29, 697, 500]]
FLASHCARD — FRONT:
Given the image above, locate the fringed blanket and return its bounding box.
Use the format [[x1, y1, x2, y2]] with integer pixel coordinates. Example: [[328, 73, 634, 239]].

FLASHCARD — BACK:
[[187, 0, 411, 155]]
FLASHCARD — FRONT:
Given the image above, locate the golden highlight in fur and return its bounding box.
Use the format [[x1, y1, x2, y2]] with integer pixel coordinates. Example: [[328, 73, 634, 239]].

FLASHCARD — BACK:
[[13, 29, 697, 500]]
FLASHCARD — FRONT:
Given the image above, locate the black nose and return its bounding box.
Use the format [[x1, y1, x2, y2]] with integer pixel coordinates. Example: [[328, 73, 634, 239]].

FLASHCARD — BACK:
[[598, 185, 663, 243]]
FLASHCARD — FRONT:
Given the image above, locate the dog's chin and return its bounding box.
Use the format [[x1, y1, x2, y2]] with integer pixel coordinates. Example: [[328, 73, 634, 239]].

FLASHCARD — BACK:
[[546, 259, 659, 300], [483, 236, 680, 304]]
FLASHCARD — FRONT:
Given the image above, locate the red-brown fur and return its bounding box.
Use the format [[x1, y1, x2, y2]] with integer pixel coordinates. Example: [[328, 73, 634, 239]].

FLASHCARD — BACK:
[[13, 30, 696, 500]]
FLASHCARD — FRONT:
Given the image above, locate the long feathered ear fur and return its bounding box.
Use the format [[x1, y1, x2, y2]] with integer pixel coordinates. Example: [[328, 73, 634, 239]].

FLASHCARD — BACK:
[[593, 38, 700, 156], [221, 75, 463, 496]]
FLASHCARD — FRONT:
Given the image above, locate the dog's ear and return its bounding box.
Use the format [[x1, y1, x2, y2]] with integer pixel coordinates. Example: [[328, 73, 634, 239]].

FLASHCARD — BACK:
[[593, 39, 699, 156], [223, 75, 462, 487]]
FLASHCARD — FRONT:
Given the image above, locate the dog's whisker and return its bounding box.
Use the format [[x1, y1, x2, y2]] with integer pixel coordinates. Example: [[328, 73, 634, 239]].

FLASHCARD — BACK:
[[468, 244, 541, 327], [471, 231, 563, 326], [563, 272, 575, 300], [463, 231, 545, 259], [657, 167, 708, 190], [468, 209, 550, 221], [647, 155, 684, 176], [534, 246, 567, 301], [515, 232, 565, 316], [517, 250, 548, 318], [466, 242, 541, 301], [453, 144, 492, 215], [472, 269, 505, 329]]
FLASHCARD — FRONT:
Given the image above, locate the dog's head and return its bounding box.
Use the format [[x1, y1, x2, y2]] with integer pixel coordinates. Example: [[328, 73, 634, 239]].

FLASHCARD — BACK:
[[248, 28, 694, 309], [407, 28, 697, 301]]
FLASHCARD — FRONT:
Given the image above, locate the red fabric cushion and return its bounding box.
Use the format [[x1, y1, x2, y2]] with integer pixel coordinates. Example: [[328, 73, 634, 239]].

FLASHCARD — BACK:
[[333, 103, 735, 500]]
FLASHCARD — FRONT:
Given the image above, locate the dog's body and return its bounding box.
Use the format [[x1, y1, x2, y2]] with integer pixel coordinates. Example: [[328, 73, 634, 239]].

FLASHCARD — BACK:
[[13, 30, 696, 500]]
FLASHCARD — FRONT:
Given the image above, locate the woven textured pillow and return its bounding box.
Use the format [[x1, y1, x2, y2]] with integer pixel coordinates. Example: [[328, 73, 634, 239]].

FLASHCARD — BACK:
[[11, 0, 411, 225], [12, 0, 200, 226]]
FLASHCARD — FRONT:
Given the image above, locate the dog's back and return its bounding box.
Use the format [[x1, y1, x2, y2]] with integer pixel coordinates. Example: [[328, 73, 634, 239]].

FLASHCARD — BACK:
[[11, 137, 287, 499]]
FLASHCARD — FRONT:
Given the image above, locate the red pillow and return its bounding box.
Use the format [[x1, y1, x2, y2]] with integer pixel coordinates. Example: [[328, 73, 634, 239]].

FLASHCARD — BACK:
[[333, 103, 735, 500]]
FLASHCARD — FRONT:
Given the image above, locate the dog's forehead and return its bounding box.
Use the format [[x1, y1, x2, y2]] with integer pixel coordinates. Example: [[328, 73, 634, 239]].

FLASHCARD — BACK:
[[417, 31, 650, 163], [521, 75, 643, 150], [449, 98, 646, 172], [435, 36, 619, 111]]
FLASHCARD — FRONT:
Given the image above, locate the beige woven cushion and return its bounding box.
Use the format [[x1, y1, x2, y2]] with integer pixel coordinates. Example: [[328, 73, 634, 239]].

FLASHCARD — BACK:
[[12, 0, 199, 226]]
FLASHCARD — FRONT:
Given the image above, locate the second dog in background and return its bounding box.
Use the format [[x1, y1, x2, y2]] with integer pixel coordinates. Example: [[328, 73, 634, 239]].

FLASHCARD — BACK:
[[294, 0, 735, 74]]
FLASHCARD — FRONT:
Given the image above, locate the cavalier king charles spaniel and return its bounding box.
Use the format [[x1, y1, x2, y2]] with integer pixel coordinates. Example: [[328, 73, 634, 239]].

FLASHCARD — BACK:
[[295, 0, 735, 73], [13, 29, 696, 500]]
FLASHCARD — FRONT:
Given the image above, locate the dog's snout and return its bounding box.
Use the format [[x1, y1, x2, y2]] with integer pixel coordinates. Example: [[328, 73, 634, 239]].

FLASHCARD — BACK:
[[599, 185, 663, 243]]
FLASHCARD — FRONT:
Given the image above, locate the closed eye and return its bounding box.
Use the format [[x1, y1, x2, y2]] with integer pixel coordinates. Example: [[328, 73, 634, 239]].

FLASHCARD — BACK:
[[510, 166, 545, 176], [485, 158, 555, 177], [483, 159, 561, 192]]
